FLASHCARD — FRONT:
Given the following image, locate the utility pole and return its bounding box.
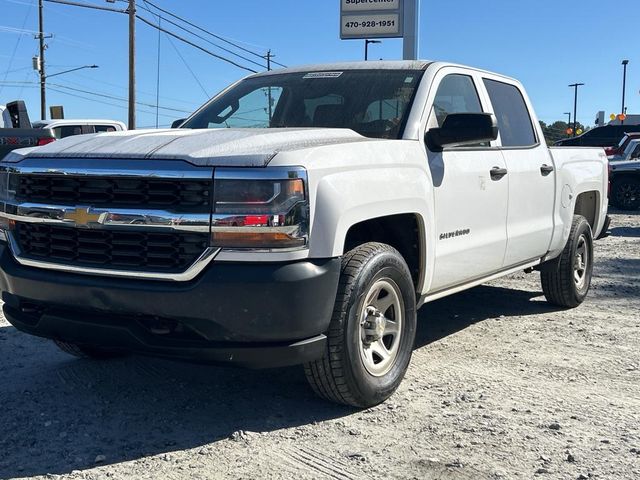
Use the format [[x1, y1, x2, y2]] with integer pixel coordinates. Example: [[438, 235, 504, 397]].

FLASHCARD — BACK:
[[265, 50, 273, 123], [38, 0, 47, 120], [621, 60, 629, 126], [568, 83, 584, 137], [128, 0, 136, 130]]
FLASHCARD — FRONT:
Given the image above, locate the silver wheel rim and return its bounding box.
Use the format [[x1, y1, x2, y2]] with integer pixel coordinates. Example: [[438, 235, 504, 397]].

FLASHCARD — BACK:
[[574, 234, 589, 290], [358, 278, 403, 377]]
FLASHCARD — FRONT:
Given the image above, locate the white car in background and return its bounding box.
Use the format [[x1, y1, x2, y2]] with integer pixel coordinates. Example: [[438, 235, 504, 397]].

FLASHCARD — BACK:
[[31, 119, 126, 139]]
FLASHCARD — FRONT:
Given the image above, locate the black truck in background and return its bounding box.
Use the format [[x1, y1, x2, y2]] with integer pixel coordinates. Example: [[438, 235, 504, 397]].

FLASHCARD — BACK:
[[0, 101, 55, 160]]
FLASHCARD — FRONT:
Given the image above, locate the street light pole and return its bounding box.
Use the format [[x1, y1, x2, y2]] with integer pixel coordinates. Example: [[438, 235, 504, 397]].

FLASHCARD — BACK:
[[569, 83, 584, 137], [364, 39, 381, 61], [564, 112, 571, 129], [128, 0, 136, 130], [45, 65, 98, 79], [621, 60, 629, 126]]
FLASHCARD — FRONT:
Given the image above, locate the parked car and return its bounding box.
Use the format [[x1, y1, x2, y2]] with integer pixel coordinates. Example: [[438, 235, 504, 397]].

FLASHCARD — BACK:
[[604, 132, 640, 157], [31, 119, 126, 139], [609, 146, 640, 210], [608, 138, 640, 163], [0, 100, 55, 160], [0, 61, 608, 407], [554, 124, 640, 147]]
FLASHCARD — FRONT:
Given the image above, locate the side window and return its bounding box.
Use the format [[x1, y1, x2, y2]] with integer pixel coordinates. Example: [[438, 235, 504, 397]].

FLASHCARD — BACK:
[[53, 125, 83, 138], [431, 74, 483, 127], [483, 79, 537, 147], [94, 125, 117, 133]]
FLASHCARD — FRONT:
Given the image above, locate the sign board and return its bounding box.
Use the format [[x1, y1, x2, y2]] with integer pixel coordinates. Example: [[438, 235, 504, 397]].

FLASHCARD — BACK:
[[340, 0, 404, 39], [50, 105, 64, 120]]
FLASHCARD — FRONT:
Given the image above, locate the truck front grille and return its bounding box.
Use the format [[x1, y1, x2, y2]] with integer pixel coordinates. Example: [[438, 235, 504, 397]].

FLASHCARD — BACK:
[[15, 223, 209, 272], [16, 175, 212, 212]]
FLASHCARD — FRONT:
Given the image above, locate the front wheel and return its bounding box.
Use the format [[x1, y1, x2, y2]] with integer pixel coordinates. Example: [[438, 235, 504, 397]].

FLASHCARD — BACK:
[[541, 215, 593, 308], [304, 242, 416, 408]]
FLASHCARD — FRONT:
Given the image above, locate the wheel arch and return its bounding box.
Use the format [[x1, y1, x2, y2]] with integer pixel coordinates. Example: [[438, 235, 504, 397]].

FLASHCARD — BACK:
[[342, 213, 426, 291], [573, 190, 600, 231]]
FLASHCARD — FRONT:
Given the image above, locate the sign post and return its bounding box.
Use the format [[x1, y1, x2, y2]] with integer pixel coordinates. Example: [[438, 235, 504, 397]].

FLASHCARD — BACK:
[[340, 0, 419, 60], [402, 0, 419, 60]]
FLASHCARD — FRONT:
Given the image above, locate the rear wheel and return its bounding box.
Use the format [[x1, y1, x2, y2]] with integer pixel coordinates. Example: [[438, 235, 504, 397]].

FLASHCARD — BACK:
[[54, 340, 126, 359], [541, 215, 593, 308], [304, 242, 416, 408], [612, 177, 640, 210]]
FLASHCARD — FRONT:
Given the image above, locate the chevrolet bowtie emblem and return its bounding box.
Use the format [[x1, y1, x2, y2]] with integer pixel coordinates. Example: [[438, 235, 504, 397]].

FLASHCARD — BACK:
[[63, 207, 102, 227]]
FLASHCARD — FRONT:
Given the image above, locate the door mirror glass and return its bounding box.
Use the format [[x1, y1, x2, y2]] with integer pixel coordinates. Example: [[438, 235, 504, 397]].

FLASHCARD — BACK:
[[426, 113, 498, 151]]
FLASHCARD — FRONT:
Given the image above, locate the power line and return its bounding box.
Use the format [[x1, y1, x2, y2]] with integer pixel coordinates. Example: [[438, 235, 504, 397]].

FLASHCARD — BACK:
[[49, 82, 191, 112], [137, 0, 267, 70], [48, 86, 176, 119], [136, 14, 258, 74], [165, 34, 210, 99], [140, 0, 287, 68], [140, 0, 209, 99], [0, 0, 35, 96], [0, 80, 192, 113], [43, 0, 125, 14]]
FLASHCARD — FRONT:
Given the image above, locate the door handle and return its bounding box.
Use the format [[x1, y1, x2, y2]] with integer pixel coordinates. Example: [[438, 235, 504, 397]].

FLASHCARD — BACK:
[[540, 164, 555, 176], [490, 166, 508, 180]]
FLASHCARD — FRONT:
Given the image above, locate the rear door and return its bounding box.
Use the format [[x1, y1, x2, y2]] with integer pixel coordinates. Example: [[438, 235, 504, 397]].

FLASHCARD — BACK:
[[423, 69, 509, 291], [482, 77, 555, 266]]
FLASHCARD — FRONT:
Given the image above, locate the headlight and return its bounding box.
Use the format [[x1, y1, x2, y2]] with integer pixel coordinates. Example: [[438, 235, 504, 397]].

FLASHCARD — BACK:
[[211, 167, 309, 250]]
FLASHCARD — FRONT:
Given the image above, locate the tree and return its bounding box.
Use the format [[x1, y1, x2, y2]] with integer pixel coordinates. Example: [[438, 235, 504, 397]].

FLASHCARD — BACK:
[[539, 120, 586, 145]]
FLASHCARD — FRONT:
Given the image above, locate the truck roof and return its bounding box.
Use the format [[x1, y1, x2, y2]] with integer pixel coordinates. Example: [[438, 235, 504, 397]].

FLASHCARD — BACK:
[[32, 119, 126, 127], [249, 60, 521, 85], [250, 60, 433, 77]]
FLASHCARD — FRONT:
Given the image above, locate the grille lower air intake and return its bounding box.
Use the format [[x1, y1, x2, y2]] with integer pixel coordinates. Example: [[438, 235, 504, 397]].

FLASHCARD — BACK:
[[16, 175, 211, 212], [15, 223, 209, 272]]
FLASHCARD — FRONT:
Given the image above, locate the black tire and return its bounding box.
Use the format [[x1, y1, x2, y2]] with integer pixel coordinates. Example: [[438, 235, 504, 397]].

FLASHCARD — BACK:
[[541, 215, 593, 308], [304, 242, 417, 408], [611, 177, 640, 210], [54, 340, 126, 359]]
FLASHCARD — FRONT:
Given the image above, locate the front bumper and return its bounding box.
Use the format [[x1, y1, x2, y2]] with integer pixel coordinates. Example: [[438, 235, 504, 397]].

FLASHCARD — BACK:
[[0, 243, 341, 368]]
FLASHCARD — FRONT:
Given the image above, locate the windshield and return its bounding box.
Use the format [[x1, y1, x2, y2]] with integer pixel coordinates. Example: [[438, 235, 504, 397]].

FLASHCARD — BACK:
[[181, 69, 424, 139]]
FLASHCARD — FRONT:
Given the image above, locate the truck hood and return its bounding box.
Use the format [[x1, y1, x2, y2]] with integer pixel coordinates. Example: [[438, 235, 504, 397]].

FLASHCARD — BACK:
[[5, 128, 366, 166]]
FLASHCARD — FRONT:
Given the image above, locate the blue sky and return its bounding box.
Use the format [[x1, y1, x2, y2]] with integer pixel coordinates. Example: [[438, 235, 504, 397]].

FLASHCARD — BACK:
[[0, 0, 638, 129]]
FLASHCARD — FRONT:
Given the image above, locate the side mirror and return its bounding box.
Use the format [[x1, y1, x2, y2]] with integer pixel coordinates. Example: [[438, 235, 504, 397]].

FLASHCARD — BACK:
[[426, 113, 498, 151], [171, 118, 186, 129]]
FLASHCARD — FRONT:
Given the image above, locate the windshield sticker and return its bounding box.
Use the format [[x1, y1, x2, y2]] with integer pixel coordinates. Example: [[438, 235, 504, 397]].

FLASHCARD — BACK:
[[404, 76, 415, 83], [303, 72, 343, 79]]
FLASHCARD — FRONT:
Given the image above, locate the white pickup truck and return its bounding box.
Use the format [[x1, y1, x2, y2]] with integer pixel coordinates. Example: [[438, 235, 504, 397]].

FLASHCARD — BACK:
[[0, 61, 608, 407]]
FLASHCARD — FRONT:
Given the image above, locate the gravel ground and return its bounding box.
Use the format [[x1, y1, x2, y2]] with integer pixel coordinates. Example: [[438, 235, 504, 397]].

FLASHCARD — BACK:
[[0, 211, 638, 480]]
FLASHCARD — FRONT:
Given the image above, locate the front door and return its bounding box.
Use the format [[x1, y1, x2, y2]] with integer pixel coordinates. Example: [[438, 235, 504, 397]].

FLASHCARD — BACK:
[[425, 72, 509, 291]]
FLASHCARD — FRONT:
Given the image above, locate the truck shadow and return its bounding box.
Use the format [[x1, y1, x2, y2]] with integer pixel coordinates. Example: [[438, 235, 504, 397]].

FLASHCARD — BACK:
[[0, 284, 553, 478], [415, 285, 555, 348], [609, 226, 640, 238]]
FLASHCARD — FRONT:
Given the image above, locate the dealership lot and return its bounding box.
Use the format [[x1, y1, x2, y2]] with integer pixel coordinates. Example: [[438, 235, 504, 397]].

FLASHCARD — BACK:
[[0, 210, 638, 480]]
